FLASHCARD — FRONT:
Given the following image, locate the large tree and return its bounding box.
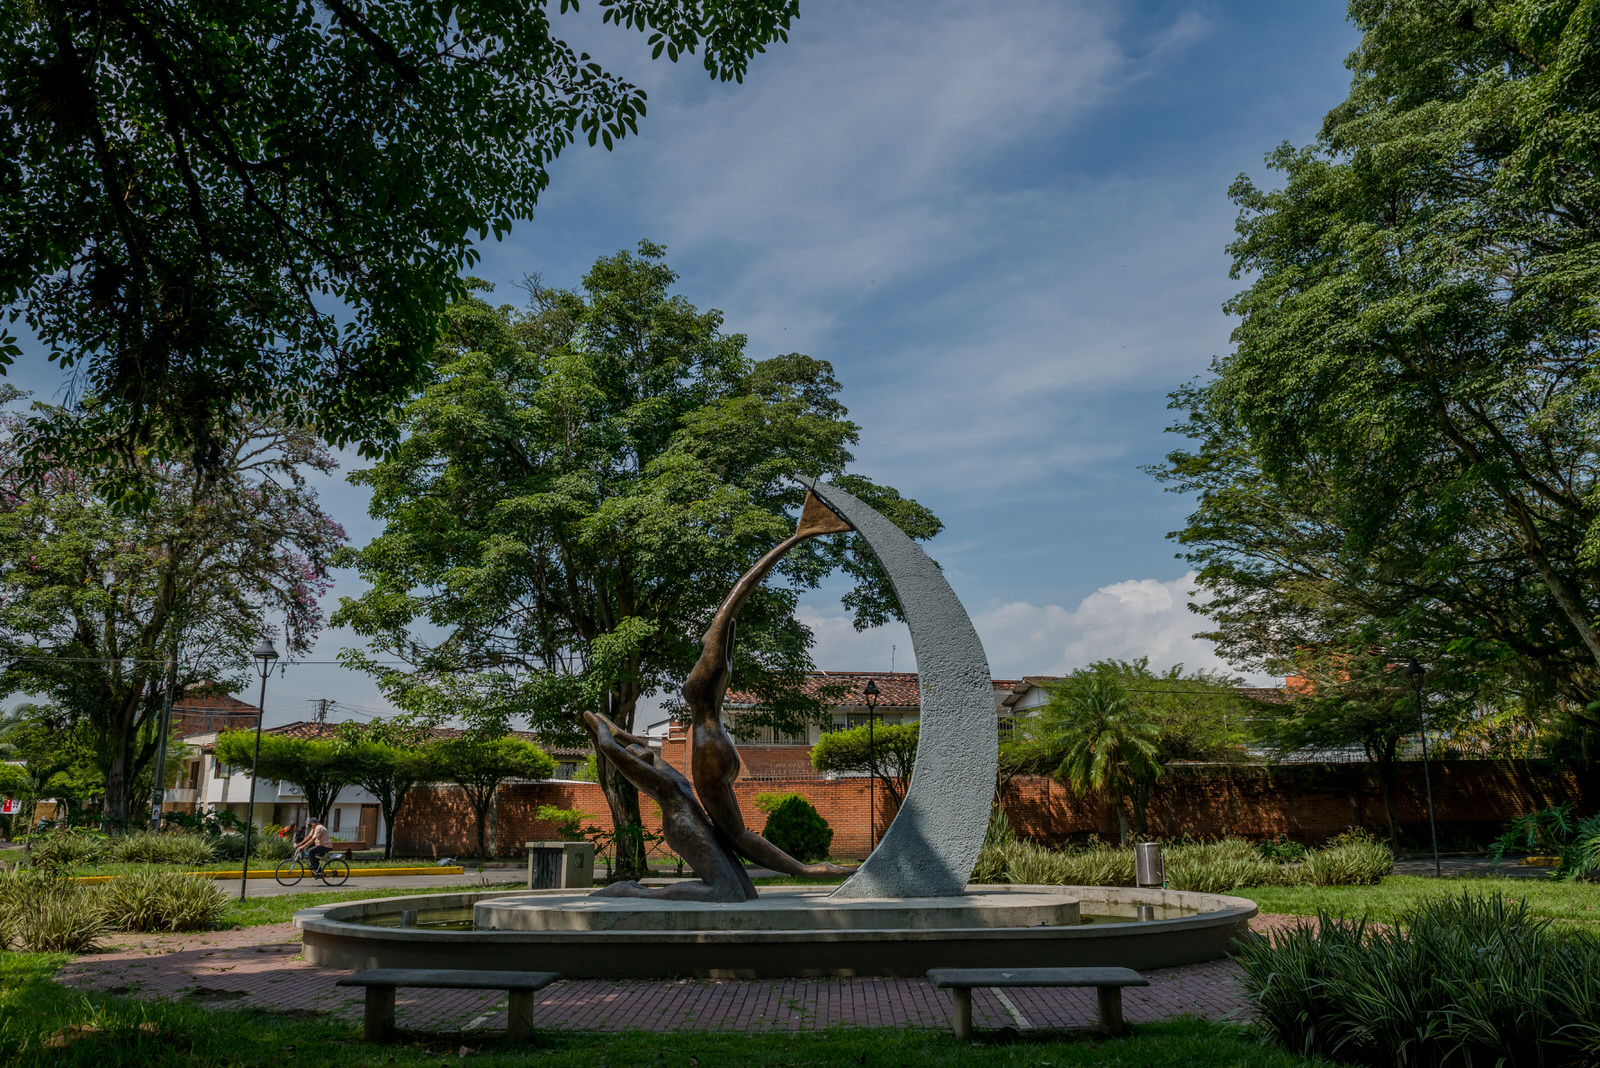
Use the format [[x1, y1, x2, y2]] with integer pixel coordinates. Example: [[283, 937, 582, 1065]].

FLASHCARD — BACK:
[[0, 400, 342, 822], [0, 1, 799, 481], [334, 243, 940, 878], [430, 734, 554, 861], [215, 731, 359, 826], [1154, 0, 1600, 760]]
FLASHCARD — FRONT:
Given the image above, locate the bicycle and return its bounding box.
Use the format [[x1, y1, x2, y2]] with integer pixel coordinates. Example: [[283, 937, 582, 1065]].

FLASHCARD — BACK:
[[275, 848, 350, 887]]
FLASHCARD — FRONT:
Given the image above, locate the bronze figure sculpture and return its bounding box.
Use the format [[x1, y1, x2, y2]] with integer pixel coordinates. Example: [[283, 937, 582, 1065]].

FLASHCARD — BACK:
[[588, 490, 858, 900]]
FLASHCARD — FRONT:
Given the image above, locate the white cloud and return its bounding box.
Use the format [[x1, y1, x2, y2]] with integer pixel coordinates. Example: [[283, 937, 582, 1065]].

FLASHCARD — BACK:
[[798, 571, 1273, 684]]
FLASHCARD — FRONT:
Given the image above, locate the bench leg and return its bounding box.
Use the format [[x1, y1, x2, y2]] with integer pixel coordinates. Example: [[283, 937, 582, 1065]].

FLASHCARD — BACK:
[[1096, 986, 1126, 1036], [507, 990, 537, 1042], [364, 985, 397, 1041], [949, 987, 973, 1041]]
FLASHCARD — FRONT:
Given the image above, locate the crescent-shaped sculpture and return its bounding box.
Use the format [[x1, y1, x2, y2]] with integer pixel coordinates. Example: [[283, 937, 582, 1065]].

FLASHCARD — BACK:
[[798, 477, 998, 899]]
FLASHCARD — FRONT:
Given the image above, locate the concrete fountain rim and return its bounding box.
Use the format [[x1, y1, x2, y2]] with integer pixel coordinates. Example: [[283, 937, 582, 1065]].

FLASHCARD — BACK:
[[294, 884, 1259, 976]]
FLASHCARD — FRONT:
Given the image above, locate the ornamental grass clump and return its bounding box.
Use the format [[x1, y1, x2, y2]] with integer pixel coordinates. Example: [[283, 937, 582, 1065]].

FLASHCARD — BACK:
[[1164, 840, 1283, 893], [25, 828, 107, 869], [251, 834, 293, 861], [1234, 893, 1600, 1067], [106, 832, 217, 866], [1300, 839, 1392, 886], [0, 870, 109, 953], [99, 872, 229, 932]]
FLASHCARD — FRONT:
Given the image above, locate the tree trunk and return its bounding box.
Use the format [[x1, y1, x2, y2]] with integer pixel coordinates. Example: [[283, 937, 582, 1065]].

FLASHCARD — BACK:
[[1369, 738, 1402, 846], [597, 751, 647, 880], [589, 688, 647, 881]]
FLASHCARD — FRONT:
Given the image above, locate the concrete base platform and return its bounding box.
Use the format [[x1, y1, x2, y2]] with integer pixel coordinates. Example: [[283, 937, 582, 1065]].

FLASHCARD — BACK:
[[475, 890, 1081, 932], [296, 885, 1258, 979]]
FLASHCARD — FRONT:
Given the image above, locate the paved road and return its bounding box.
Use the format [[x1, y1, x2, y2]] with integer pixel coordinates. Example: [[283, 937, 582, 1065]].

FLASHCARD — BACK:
[[1392, 855, 1551, 879]]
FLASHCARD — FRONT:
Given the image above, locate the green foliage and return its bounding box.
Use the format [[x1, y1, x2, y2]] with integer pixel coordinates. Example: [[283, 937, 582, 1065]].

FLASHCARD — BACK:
[[97, 872, 229, 933], [25, 829, 108, 869], [104, 833, 216, 866], [1489, 805, 1600, 879], [809, 722, 919, 804], [0, 413, 341, 823], [0, 1, 800, 477], [1254, 835, 1307, 863], [534, 805, 597, 843], [1236, 893, 1600, 1067], [250, 835, 293, 862], [430, 735, 555, 860], [0, 870, 108, 953], [758, 794, 833, 863], [1152, 0, 1600, 775], [1011, 674, 1162, 842], [214, 731, 357, 822], [335, 720, 438, 859]]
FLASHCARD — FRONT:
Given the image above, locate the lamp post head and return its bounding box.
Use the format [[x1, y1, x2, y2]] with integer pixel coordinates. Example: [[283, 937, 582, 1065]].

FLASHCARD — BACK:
[[1404, 657, 1424, 680], [252, 639, 280, 677], [862, 678, 880, 711]]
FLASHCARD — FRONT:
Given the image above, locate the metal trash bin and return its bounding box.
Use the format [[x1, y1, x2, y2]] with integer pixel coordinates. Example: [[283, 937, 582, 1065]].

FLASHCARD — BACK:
[[1134, 842, 1165, 888]]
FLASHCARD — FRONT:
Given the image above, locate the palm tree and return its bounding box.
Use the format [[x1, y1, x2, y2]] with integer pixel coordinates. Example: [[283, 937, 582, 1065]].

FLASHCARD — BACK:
[[1036, 677, 1163, 843]]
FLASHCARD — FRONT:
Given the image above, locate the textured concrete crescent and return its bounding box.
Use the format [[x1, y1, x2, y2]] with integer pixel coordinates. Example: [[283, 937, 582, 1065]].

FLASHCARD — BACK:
[[798, 477, 997, 898]]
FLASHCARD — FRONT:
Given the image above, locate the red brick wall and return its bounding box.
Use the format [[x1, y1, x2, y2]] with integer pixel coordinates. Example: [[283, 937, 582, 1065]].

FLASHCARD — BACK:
[[1003, 760, 1592, 845], [390, 758, 1590, 859]]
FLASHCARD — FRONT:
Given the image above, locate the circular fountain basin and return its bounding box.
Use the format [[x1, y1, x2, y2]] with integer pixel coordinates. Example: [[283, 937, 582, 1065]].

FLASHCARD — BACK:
[[475, 889, 1080, 932], [296, 884, 1257, 978]]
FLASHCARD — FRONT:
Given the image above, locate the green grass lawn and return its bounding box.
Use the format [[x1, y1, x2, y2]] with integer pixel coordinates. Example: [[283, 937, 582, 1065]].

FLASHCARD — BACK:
[[1239, 874, 1600, 933], [0, 953, 1324, 1068]]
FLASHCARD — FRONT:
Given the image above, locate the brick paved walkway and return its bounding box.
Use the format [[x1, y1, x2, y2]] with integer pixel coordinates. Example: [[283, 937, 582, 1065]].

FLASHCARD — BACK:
[[57, 917, 1297, 1035]]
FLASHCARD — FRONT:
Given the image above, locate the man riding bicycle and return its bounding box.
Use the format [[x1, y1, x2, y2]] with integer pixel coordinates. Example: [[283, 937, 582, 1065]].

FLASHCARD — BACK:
[[295, 817, 333, 880]]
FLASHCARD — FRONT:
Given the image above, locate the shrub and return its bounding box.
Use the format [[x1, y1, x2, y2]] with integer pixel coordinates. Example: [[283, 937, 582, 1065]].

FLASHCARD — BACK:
[[971, 835, 1386, 891], [760, 794, 833, 862], [1235, 893, 1600, 1067], [251, 834, 293, 861], [1165, 840, 1282, 893], [26, 828, 108, 869], [1300, 840, 1392, 886], [106, 832, 217, 866], [1254, 834, 1307, 863], [0, 869, 109, 953], [534, 805, 596, 842], [210, 833, 247, 860], [100, 871, 229, 932]]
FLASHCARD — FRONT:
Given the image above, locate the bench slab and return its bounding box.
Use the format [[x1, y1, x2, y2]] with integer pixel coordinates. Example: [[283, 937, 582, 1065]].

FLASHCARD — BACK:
[[927, 967, 1148, 989], [336, 969, 561, 991]]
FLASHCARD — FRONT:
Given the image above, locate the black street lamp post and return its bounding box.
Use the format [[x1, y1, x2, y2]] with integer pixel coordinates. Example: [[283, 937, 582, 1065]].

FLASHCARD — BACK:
[[239, 639, 279, 901], [863, 679, 880, 850], [1405, 657, 1442, 878]]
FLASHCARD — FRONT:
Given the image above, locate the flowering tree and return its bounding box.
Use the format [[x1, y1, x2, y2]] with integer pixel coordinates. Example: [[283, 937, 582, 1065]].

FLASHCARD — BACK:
[[0, 391, 344, 823]]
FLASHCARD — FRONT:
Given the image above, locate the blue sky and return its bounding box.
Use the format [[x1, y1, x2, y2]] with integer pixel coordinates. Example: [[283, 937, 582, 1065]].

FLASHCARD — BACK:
[[12, 1, 1361, 726]]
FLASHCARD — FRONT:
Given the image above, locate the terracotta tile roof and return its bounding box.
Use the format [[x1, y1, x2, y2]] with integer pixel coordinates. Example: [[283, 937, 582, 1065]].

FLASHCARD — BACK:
[[724, 672, 1022, 711]]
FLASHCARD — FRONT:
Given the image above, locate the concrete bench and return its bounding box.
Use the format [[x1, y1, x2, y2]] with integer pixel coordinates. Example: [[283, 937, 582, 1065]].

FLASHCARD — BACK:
[[335, 968, 561, 1041], [926, 966, 1149, 1039]]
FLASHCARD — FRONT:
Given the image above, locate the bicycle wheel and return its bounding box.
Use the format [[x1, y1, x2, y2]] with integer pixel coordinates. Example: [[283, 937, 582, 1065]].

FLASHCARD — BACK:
[[274, 859, 305, 886], [320, 858, 350, 887]]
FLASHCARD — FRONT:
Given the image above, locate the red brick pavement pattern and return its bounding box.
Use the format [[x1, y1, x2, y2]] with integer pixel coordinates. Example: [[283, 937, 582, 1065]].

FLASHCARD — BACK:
[[57, 917, 1301, 1034]]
